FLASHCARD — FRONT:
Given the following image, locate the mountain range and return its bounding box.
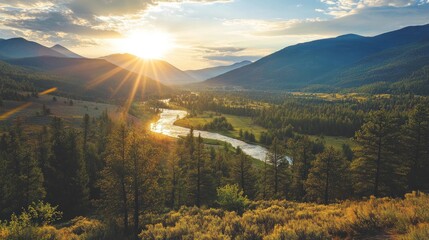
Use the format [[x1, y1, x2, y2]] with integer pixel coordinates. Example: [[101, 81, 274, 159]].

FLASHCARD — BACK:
[[185, 61, 252, 81], [0, 38, 66, 59], [204, 24, 429, 94], [2, 24, 429, 96]]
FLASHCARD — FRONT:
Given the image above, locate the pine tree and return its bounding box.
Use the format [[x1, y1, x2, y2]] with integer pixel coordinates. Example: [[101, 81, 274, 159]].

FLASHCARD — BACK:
[[46, 117, 89, 218], [305, 147, 350, 204], [351, 110, 407, 197], [0, 124, 45, 218], [289, 136, 314, 201], [99, 125, 160, 238], [402, 104, 429, 191], [18, 148, 46, 207], [99, 123, 130, 234], [266, 138, 290, 199], [231, 147, 256, 199], [127, 130, 158, 239]]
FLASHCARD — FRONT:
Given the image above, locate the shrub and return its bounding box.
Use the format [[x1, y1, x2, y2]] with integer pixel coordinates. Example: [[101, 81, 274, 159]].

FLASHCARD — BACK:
[[216, 184, 250, 215]]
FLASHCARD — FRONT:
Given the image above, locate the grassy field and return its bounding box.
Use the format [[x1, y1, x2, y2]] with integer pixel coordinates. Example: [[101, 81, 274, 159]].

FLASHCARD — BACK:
[[174, 111, 267, 142], [0, 95, 117, 132], [307, 134, 357, 150]]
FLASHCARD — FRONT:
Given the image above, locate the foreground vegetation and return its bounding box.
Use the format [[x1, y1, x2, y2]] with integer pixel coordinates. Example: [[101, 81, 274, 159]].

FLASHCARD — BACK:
[[1, 192, 428, 239], [141, 191, 429, 240]]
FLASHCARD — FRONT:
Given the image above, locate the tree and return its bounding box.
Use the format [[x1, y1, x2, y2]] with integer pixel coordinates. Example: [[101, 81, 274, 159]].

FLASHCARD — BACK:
[[231, 147, 256, 199], [99, 124, 160, 238], [216, 184, 250, 215], [128, 130, 159, 239], [289, 136, 314, 201], [266, 138, 290, 199], [351, 110, 406, 197], [0, 123, 45, 218], [402, 104, 429, 191], [45, 117, 89, 218], [18, 148, 46, 208], [99, 124, 130, 234], [305, 147, 350, 204]]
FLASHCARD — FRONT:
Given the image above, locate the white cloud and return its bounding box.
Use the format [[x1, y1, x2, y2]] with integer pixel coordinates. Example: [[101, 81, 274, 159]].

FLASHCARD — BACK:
[[320, 0, 425, 17], [260, 4, 429, 37]]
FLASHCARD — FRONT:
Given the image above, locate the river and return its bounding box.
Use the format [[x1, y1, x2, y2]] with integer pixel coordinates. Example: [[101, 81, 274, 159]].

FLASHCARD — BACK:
[[150, 108, 269, 161]]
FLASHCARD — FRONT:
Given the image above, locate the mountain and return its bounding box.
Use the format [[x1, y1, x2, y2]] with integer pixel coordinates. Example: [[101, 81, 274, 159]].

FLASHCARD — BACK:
[[51, 44, 83, 58], [4, 56, 172, 100], [102, 53, 197, 85], [0, 38, 66, 59], [204, 24, 429, 94], [185, 61, 252, 81]]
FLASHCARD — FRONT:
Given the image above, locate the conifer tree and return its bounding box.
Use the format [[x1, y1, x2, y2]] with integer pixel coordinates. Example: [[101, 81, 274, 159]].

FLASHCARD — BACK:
[[231, 147, 256, 199], [402, 104, 429, 191], [305, 147, 350, 204], [99, 124, 130, 233], [266, 138, 290, 199], [351, 110, 406, 197], [289, 136, 314, 201]]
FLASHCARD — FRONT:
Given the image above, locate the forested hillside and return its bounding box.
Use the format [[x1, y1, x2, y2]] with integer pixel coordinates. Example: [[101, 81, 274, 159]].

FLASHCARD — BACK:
[[205, 24, 429, 94], [2, 57, 172, 101], [1, 92, 429, 239]]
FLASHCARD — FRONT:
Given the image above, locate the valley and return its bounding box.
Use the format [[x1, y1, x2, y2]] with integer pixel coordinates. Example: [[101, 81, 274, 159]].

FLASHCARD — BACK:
[[1, 18, 429, 240]]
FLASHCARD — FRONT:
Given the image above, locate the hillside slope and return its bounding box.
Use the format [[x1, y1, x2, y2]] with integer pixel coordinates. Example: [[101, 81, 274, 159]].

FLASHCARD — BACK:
[[205, 24, 429, 94], [4, 57, 171, 100]]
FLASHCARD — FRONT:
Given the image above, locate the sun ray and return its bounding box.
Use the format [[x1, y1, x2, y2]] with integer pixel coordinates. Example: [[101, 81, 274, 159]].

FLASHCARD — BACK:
[[0, 87, 57, 121], [86, 57, 139, 89], [122, 59, 146, 119], [111, 59, 142, 98]]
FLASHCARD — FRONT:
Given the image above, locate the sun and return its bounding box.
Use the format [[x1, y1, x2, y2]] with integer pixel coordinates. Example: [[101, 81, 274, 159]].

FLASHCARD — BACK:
[[117, 30, 174, 59]]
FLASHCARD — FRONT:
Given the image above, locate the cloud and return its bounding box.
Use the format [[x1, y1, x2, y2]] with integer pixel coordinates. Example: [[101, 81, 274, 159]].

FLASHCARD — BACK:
[[320, 0, 426, 17], [68, 0, 232, 18], [200, 46, 246, 53], [194, 45, 260, 64], [4, 11, 121, 38], [258, 5, 429, 37], [203, 55, 260, 63], [0, 0, 233, 48]]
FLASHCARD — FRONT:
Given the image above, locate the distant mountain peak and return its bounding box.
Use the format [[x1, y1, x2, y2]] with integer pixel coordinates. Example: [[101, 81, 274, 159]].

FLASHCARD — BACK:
[[51, 44, 83, 58], [0, 37, 67, 59], [52, 44, 66, 48], [336, 34, 364, 40], [7, 37, 30, 43]]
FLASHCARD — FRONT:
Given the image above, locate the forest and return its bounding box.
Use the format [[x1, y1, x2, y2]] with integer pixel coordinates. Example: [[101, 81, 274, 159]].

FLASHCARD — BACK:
[[1, 90, 429, 239]]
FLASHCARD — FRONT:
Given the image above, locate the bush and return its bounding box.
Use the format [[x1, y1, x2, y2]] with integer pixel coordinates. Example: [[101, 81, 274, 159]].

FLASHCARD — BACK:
[[140, 193, 429, 240], [216, 184, 250, 215]]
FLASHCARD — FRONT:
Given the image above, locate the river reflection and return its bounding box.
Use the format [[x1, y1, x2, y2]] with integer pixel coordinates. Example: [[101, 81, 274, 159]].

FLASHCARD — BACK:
[[150, 108, 269, 161]]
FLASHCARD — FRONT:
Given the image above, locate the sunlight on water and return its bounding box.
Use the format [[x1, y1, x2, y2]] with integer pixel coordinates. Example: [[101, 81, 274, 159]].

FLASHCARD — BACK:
[[150, 107, 269, 161]]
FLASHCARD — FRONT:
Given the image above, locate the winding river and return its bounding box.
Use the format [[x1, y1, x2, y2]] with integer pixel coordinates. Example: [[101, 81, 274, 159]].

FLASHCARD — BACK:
[[150, 108, 269, 161]]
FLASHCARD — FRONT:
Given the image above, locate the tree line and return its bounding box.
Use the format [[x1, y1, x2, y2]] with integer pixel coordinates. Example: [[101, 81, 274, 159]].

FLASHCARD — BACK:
[[1, 102, 429, 238]]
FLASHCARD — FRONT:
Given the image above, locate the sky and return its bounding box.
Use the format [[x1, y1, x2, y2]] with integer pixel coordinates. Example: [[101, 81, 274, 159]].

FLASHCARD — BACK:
[[1, 0, 429, 70]]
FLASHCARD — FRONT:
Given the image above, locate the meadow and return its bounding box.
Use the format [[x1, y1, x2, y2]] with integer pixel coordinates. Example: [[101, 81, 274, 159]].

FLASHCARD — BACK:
[[174, 111, 266, 141]]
